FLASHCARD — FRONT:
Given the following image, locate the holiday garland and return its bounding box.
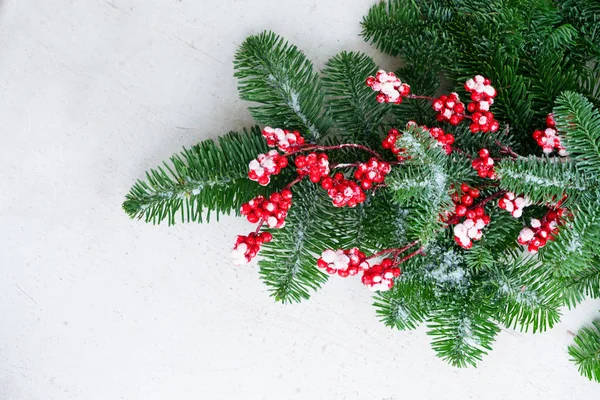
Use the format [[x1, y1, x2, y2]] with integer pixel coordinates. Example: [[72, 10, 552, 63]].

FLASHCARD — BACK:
[[124, 0, 600, 376]]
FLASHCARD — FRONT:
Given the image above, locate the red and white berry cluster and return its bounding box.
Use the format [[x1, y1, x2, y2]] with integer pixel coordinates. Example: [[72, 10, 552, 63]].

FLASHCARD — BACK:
[[321, 172, 366, 208], [449, 183, 490, 249], [353, 158, 391, 189], [366, 70, 411, 104], [469, 111, 500, 133], [498, 192, 531, 218], [518, 208, 565, 253], [533, 113, 568, 156], [427, 126, 455, 154], [382, 128, 407, 160], [295, 153, 330, 183], [453, 207, 491, 249], [464, 75, 499, 133], [472, 148, 496, 179], [231, 232, 273, 265], [262, 127, 305, 152], [432, 93, 465, 125], [317, 248, 370, 277], [465, 75, 497, 111], [248, 150, 288, 186], [240, 189, 293, 228], [361, 258, 401, 291]]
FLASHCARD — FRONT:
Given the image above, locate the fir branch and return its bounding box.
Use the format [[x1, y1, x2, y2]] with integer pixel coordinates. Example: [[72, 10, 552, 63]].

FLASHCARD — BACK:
[[427, 295, 500, 368], [258, 181, 349, 303], [321, 51, 390, 142], [360, 0, 424, 57], [553, 91, 600, 173], [559, 258, 600, 308], [490, 257, 562, 333], [373, 273, 434, 330], [234, 31, 331, 141], [331, 191, 408, 253], [496, 156, 590, 205], [542, 202, 600, 277], [123, 127, 279, 225], [569, 319, 600, 383]]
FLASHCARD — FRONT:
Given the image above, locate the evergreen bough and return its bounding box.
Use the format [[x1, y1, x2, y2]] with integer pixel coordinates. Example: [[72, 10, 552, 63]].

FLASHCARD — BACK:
[[124, 1, 600, 372]]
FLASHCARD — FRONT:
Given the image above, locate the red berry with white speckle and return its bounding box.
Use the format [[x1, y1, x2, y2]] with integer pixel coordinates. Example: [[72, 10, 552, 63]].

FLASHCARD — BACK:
[[321, 173, 366, 208], [231, 232, 273, 265], [295, 153, 330, 183], [472, 148, 496, 179], [248, 150, 288, 186], [262, 127, 305, 152], [317, 248, 370, 277], [432, 92, 465, 125], [361, 258, 401, 291], [518, 208, 565, 253], [354, 158, 391, 189], [240, 189, 293, 228], [366, 70, 411, 104]]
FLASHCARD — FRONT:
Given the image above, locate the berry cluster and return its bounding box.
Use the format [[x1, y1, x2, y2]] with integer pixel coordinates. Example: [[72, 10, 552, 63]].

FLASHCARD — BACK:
[[518, 208, 564, 253], [472, 148, 496, 179], [248, 150, 288, 186], [295, 153, 330, 183], [321, 172, 366, 208], [354, 158, 391, 189], [240, 189, 293, 228], [382, 128, 407, 159], [464, 75, 499, 133], [432, 93, 465, 125], [453, 207, 491, 249], [450, 183, 490, 249], [361, 258, 401, 291], [498, 192, 531, 218], [452, 183, 481, 212], [533, 113, 568, 156], [317, 248, 370, 277], [231, 232, 273, 265], [262, 127, 305, 152], [366, 70, 411, 104], [469, 111, 500, 133], [428, 126, 455, 154], [464, 75, 497, 111]]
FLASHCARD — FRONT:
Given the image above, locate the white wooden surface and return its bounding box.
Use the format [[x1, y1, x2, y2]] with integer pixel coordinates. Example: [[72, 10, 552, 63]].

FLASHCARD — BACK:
[[1, 1, 599, 399]]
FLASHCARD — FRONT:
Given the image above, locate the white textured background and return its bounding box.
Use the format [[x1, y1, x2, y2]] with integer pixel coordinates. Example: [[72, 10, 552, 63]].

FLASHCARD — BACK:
[[1, 1, 599, 399]]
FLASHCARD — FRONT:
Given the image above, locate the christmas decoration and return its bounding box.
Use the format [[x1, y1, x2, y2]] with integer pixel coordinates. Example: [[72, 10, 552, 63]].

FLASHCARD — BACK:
[[317, 248, 370, 277], [123, 0, 600, 375], [248, 150, 288, 185], [366, 70, 411, 103], [533, 113, 569, 156]]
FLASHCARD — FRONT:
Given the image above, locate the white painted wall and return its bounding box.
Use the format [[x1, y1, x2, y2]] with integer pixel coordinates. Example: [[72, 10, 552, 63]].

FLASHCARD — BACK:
[[1, 1, 599, 399]]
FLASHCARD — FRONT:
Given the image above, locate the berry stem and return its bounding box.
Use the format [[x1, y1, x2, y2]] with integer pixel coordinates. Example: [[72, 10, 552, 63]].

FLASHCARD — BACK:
[[393, 247, 425, 266], [366, 240, 420, 260], [254, 219, 264, 234], [406, 94, 435, 101], [494, 140, 520, 158], [284, 176, 304, 190]]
